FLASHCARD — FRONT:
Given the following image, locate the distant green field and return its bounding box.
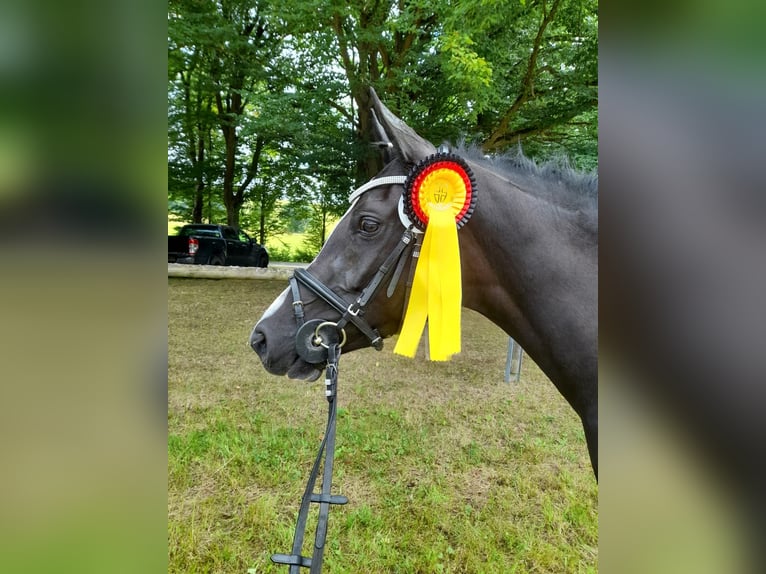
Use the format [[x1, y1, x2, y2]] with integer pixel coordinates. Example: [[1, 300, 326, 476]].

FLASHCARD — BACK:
[[264, 232, 307, 255], [168, 219, 185, 235]]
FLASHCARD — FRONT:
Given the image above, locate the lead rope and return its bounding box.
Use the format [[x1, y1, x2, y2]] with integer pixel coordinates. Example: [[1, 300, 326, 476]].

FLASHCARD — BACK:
[[271, 343, 347, 573]]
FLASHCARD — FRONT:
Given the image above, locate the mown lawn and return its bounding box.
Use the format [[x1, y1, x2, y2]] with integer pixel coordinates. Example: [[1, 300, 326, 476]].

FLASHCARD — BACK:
[[168, 278, 597, 573]]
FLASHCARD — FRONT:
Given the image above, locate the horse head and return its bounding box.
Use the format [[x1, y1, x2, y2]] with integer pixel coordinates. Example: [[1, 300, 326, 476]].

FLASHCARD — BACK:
[[250, 89, 437, 381]]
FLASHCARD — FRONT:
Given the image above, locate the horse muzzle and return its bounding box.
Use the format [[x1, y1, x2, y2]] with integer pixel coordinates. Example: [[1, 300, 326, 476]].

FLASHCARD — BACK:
[[250, 325, 324, 381]]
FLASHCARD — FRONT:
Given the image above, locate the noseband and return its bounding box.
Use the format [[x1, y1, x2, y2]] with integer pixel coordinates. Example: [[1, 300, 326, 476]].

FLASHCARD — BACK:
[[288, 175, 422, 366]]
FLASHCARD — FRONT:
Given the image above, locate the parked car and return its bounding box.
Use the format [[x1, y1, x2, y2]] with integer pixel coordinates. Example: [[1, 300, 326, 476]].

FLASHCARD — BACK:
[[168, 224, 269, 267]]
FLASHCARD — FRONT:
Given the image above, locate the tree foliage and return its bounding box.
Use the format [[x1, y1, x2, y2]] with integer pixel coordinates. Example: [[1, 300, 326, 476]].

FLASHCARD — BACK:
[[168, 0, 598, 252]]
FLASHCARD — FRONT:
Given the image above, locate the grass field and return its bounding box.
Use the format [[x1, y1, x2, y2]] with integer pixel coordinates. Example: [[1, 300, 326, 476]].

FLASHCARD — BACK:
[[168, 278, 598, 573], [262, 233, 309, 262]]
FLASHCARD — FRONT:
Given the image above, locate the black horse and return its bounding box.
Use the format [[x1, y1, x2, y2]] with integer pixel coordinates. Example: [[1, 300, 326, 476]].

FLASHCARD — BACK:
[[251, 89, 598, 476]]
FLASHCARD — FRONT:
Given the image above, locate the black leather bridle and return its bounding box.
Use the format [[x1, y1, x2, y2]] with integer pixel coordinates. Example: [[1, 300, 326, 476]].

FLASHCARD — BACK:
[[289, 224, 419, 365], [271, 181, 423, 573]]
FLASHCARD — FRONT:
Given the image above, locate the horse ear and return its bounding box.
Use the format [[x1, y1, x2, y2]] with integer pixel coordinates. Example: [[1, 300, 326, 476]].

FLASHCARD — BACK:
[[369, 87, 436, 164], [370, 108, 394, 164]]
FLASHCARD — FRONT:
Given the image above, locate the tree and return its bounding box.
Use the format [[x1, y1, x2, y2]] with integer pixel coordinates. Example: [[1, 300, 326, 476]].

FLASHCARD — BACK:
[[169, 0, 294, 228], [168, 0, 598, 254], [464, 0, 598, 159], [274, 0, 597, 176], [168, 8, 218, 223], [280, 0, 445, 179]]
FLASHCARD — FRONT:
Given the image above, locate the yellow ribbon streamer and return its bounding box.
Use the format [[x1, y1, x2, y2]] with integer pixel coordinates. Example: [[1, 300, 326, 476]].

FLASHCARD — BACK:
[[394, 206, 462, 361]]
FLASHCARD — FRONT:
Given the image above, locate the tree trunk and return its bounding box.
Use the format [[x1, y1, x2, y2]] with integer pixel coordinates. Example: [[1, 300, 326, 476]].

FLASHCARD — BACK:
[[259, 192, 266, 245], [226, 208, 240, 228], [192, 183, 204, 223], [332, 11, 385, 182], [192, 135, 205, 223], [221, 121, 241, 227]]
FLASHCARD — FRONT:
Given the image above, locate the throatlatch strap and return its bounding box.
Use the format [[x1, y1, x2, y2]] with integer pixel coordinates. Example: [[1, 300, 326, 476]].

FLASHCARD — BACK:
[[351, 227, 415, 309], [387, 234, 416, 298]]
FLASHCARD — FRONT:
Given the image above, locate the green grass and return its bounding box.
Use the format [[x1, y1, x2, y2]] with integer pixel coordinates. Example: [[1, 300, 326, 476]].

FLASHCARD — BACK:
[[264, 233, 310, 262], [168, 279, 597, 573], [168, 217, 186, 236]]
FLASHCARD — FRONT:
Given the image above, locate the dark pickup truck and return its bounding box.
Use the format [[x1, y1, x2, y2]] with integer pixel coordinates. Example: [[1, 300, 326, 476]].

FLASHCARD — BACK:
[[168, 224, 269, 267]]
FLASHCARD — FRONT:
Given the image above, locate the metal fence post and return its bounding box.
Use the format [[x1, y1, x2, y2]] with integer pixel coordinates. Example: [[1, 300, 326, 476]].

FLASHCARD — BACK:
[[504, 337, 523, 383]]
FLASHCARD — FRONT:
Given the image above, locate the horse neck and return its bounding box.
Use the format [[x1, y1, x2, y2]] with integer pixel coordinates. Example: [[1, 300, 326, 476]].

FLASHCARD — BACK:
[[460, 168, 598, 393]]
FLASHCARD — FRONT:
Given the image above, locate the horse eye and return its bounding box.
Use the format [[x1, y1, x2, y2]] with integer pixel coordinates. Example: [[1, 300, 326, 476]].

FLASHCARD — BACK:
[[359, 217, 380, 235]]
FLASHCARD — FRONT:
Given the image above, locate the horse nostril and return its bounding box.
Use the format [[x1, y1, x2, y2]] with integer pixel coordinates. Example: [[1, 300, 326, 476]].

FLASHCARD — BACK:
[[250, 328, 267, 357]]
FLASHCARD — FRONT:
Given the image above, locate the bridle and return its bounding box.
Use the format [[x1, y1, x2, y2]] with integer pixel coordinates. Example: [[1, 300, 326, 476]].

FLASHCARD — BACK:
[[271, 175, 423, 573], [289, 224, 419, 363], [288, 174, 422, 366]]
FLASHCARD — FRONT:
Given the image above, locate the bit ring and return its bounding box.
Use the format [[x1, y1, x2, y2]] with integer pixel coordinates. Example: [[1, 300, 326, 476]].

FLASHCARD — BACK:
[[313, 321, 347, 349]]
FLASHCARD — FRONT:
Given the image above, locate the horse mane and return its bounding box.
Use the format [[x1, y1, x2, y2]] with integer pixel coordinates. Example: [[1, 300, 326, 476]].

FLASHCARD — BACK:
[[455, 145, 598, 221]]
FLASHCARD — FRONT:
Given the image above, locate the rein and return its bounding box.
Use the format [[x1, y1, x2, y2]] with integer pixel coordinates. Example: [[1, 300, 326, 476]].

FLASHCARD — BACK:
[[270, 342, 346, 573], [271, 178, 423, 573]]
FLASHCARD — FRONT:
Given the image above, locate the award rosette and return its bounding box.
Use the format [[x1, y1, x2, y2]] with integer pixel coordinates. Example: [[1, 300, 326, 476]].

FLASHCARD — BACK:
[[394, 153, 477, 361]]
